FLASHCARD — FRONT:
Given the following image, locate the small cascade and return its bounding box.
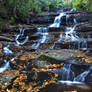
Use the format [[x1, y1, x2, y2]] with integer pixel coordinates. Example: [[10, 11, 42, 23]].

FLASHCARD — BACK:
[[78, 40, 88, 50], [58, 34, 63, 42], [15, 29, 29, 46], [3, 45, 13, 54], [62, 64, 75, 80], [49, 12, 66, 28], [60, 64, 92, 85], [0, 60, 10, 73], [66, 15, 70, 25], [70, 8, 76, 12], [31, 27, 49, 49], [0, 45, 14, 73], [0, 28, 28, 73], [73, 18, 77, 25], [74, 66, 92, 82], [81, 40, 88, 50], [65, 25, 79, 41]]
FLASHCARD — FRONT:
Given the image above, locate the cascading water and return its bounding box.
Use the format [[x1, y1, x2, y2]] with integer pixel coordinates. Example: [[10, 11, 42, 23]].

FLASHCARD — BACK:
[[3, 45, 13, 54], [78, 40, 88, 50], [48, 8, 90, 85], [60, 64, 92, 85], [65, 25, 79, 41], [66, 15, 70, 25], [15, 29, 29, 46], [73, 18, 77, 25], [0, 8, 90, 87], [0, 28, 29, 73], [31, 27, 49, 49], [0, 45, 13, 73], [49, 12, 66, 28], [61, 64, 75, 80], [74, 66, 92, 82], [0, 60, 10, 73]]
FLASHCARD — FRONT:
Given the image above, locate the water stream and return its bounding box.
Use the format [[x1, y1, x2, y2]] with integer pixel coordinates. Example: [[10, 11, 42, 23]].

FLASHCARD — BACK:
[[31, 27, 49, 49], [15, 29, 29, 46], [59, 64, 92, 85], [0, 8, 91, 86]]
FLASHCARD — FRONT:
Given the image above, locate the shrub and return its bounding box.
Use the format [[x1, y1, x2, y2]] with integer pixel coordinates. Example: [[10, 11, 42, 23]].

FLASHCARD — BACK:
[[72, 0, 92, 11]]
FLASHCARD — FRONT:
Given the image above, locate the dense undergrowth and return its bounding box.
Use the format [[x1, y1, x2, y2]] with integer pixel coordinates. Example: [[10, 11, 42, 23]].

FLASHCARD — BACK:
[[0, 0, 92, 27]]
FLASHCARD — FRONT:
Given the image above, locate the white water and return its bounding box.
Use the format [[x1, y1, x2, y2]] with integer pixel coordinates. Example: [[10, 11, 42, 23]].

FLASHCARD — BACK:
[[59, 64, 92, 85], [73, 18, 77, 25], [31, 27, 49, 49], [58, 34, 63, 42], [78, 40, 88, 50], [49, 12, 66, 28], [0, 29, 29, 73], [66, 15, 70, 25], [65, 25, 79, 41], [15, 29, 29, 46], [3, 45, 13, 54], [0, 8, 90, 86], [74, 66, 92, 82], [59, 80, 84, 85], [0, 61, 10, 73], [62, 64, 75, 80]]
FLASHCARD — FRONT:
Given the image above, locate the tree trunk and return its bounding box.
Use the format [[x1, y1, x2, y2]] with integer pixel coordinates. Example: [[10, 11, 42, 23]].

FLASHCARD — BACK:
[[13, 0, 17, 18]]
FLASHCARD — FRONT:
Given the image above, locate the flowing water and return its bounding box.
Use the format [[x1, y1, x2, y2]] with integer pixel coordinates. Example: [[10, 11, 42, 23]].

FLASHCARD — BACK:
[[31, 27, 49, 49], [74, 66, 92, 82], [60, 63, 92, 85], [15, 29, 29, 46], [0, 8, 91, 87], [49, 12, 66, 28], [49, 8, 91, 85]]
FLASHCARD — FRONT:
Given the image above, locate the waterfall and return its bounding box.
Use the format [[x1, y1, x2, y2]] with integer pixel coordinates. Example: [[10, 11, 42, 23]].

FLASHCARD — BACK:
[[0, 60, 10, 73], [70, 8, 76, 12], [74, 66, 92, 82], [3, 45, 13, 54], [73, 18, 77, 25], [65, 25, 79, 41], [78, 40, 88, 50], [15, 29, 29, 46], [58, 34, 63, 42], [31, 27, 49, 49], [60, 64, 92, 85], [66, 15, 70, 25], [49, 12, 66, 28], [0, 28, 28, 73], [62, 64, 75, 80], [81, 40, 88, 50]]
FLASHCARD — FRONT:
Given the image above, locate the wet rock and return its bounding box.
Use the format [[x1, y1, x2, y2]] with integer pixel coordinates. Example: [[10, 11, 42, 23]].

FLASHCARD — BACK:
[[0, 70, 18, 88], [38, 50, 92, 65], [76, 23, 92, 32], [39, 82, 92, 92]]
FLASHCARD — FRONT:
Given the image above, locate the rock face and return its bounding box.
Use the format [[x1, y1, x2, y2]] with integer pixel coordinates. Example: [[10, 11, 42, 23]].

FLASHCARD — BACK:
[[0, 9, 92, 92], [37, 50, 92, 66], [30, 11, 92, 25]]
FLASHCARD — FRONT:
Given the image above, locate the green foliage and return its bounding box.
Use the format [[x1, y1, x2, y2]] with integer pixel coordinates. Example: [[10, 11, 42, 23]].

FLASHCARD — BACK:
[[16, 0, 30, 17], [0, 0, 66, 18], [72, 0, 92, 11], [35, 0, 63, 11]]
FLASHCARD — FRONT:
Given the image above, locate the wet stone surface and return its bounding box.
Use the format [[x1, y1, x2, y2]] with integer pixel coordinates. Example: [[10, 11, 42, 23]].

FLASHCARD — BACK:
[[0, 9, 92, 92], [40, 50, 92, 65]]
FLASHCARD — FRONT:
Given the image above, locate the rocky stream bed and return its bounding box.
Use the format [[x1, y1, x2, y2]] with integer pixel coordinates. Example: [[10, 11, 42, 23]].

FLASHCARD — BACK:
[[0, 9, 92, 92]]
